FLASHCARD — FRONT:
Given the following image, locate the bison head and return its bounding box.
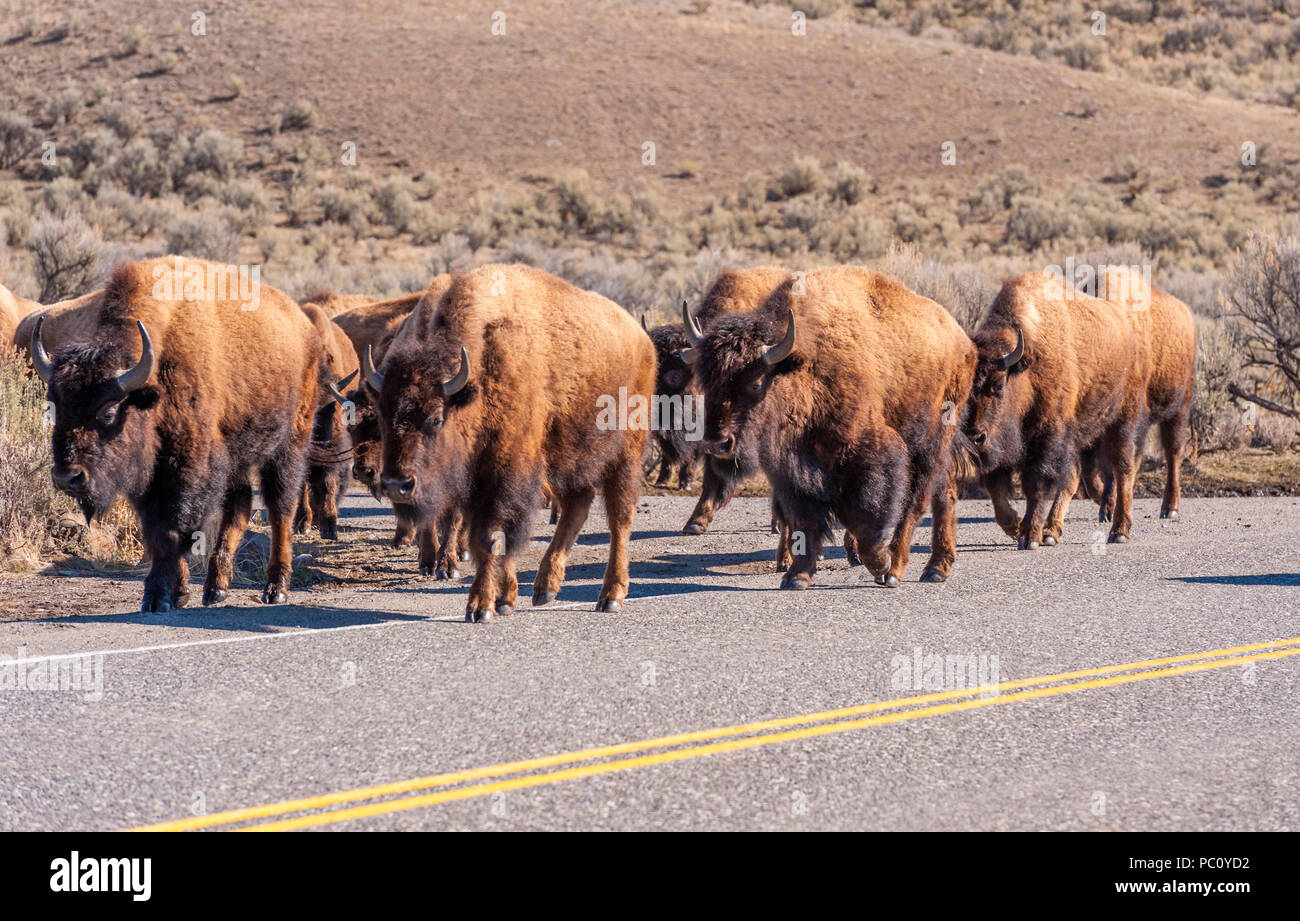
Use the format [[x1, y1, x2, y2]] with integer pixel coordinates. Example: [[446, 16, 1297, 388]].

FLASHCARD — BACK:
[[365, 336, 472, 511], [33, 318, 160, 521], [647, 321, 698, 472], [681, 301, 796, 460], [965, 325, 1029, 463], [342, 386, 384, 500]]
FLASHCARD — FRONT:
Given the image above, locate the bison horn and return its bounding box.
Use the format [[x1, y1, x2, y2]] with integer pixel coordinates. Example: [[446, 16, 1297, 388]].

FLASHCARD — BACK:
[[328, 369, 358, 406], [362, 344, 384, 392], [31, 316, 54, 383], [998, 325, 1025, 370], [682, 298, 704, 346], [680, 347, 699, 365], [115, 321, 155, 393], [761, 310, 797, 366], [442, 347, 470, 397], [640, 314, 649, 332]]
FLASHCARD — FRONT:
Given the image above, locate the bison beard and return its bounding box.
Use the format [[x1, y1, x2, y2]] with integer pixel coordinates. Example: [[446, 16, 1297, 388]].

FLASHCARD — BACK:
[[36, 257, 323, 612], [687, 266, 977, 589], [372, 264, 656, 622]]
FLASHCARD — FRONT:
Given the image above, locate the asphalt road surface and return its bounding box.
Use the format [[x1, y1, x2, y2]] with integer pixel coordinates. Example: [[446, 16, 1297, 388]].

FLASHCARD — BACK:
[[1, 491, 1297, 831]]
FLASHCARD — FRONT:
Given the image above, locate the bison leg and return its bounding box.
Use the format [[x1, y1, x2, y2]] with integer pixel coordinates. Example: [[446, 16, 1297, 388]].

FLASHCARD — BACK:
[[416, 522, 439, 577], [140, 523, 193, 613], [676, 460, 694, 492], [982, 468, 1021, 540], [307, 464, 342, 541], [1043, 465, 1080, 546], [843, 529, 861, 567], [258, 459, 301, 604], [683, 456, 737, 535], [393, 504, 416, 548], [533, 487, 595, 606], [772, 497, 792, 570], [1105, 426, 1140, 543], [654, 455, 674, 488], [1017, 466, 1061, 550], [202, 481, 254, 606], [434, 507, 464, 579], [778, 508, 828, 590], [466, 494, 534, 622], [1159, 413, 1188, 519], [293, 480, 313, 534], [596, 451, 642, 612], [921, 464, 959, 583]]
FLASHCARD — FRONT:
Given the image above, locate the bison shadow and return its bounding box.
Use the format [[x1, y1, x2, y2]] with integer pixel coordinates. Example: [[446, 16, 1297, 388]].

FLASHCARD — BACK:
[[28, 604, 435, 633], [1169, 574, 1300, 587]]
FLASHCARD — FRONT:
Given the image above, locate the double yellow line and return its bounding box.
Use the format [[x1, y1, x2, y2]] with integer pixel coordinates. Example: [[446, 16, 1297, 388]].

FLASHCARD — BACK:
[[131, 636, 1300, 832]]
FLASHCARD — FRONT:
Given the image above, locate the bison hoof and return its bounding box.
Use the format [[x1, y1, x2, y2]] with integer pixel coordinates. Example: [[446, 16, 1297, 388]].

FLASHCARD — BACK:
[[458, 550, 471, 562], [883, 574, 900, 588], [533, 590, 557, 607], [261, 587, 287, 604], [1161, 509, 1179, 520], [202, 587, 228, 606], [1017, 537, 1039, 550], [920, 570, 947, 584], [393, 536, 413, 549], [846, 552, 862, 567], [1042, 535, 1058, 546], [682, 522, 706, 535], [495, 602, 513, 617], [418, 565, 433, 577], [1098, 508, 1113, 523], [465, 607, 493, 623], [596, 598, 622, 613], [780, 575, 809, 591], [1109, 533, 1129, 544]]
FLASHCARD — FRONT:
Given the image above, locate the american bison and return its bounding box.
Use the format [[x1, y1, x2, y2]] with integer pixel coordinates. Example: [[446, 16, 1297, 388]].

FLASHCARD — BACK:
[[367, 263, 655, 621], [295, 303, 361, 541], [674, 267, 788, 537], [685, 265, 976, 588], [33, 257, 324, 611], [965, 271, 1145, 548]]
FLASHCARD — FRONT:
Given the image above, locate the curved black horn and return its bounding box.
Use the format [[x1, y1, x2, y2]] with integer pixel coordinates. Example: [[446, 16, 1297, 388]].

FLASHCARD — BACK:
[[31, 316, 54, 383], [761, 310, 797, 366], [362, 344, 384, 391], [640, 314, 648, 332], [115, 321, 155, 393], [442, 347, 470, 397], [679, 347, 699, 365], [681, 298, 704, 346], [998, 326, 1025, 370], [328, 369, 358, 406]]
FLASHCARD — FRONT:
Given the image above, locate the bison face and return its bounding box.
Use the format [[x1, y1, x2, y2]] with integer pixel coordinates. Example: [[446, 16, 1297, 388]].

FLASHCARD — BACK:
[[684, 309, 796, 461], [35, 321, 160, 521], [344, 388, 384, 500], [966, 325, 1029, 464], [365, 339, 472, 508], [648, 323, 698, 465]]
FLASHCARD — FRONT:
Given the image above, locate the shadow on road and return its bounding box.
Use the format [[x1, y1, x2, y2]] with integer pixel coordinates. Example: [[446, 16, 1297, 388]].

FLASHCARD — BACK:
[[25, 605, 433, 633], [1169, 574, 1300, 587]]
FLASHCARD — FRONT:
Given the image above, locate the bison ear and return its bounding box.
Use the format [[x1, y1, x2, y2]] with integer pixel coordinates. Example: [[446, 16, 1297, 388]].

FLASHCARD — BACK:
[[1007, 350, 1032, 375], [445, 380, 477, 410]]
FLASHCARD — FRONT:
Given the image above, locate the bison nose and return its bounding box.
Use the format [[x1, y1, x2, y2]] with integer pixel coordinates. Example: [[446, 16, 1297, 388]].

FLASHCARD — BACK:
[[971, 431, 987, 446], [52, 465, 88, 494], [355, 464, 376, 483], [382, 475, 416, 501]]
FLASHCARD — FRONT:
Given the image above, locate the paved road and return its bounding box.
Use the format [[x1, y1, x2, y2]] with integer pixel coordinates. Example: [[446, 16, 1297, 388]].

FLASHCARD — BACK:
[[1, 492, 1297, 831]]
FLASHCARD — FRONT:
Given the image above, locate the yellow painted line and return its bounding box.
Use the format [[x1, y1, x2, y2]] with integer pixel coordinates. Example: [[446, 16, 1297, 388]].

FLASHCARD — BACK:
[[242, 645, 1300, 832], [130, 636, 1300, 832]]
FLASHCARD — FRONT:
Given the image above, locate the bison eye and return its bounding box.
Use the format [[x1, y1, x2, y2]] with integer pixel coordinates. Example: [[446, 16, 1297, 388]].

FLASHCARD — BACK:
[[422, 415, 444, 435], [96, 402, 121, 427], [664, 370, 684, 389], [748, 379, 764, 395]]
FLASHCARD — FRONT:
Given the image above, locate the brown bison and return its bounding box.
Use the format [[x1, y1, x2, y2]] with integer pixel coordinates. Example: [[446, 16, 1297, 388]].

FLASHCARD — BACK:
[[301, 290, 374, 318], [294, 303, 361, 541], [33, 257, 324, 611], [1, 282, 41, 350], [965, 271, 1145, 548], [686, 265, 976, 588], [367, 263, 655, 621]]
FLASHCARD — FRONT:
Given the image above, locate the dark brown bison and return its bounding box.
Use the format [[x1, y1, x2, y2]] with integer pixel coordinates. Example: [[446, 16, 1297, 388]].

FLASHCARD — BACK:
[[686, 265, 976, 588], [33, 257, 324, 611], [646, 321, 702, 491], [294, 303, 361, 541], [334, 279, 468, 574], [674, 267, 788, 537], [965, 271, 1144, 548], [367, 263, 656, 621]]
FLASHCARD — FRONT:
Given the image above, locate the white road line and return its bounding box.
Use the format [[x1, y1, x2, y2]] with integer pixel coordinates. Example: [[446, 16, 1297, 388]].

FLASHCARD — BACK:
[[6, 618, 433, 666]]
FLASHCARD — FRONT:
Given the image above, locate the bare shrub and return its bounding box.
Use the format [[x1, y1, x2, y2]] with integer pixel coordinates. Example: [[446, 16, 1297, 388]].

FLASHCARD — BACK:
[[174, 129, 244, 184], [30, 212, 103, 301], [277, 99, 317, 132], [770, 156, 825, 201], [164, 211, 241, 262], [0, 111, 40, 170], [1220, 225, 1300, 419], [101, 102, 142, 141], [106, 137, 170, 197]]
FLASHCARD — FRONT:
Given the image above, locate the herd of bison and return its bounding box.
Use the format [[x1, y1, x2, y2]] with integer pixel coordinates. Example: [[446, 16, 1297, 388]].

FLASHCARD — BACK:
[[0, 256, 1195, 622]]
